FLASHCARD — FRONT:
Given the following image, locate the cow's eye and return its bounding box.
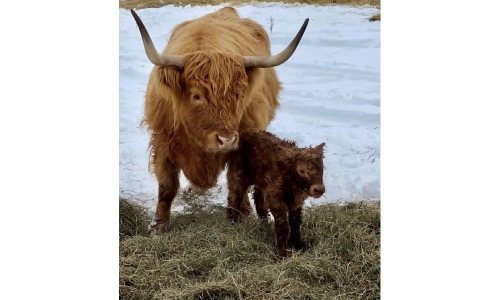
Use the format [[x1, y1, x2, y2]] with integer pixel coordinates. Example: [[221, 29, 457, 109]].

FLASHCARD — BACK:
[[193, 94, 201, 101]]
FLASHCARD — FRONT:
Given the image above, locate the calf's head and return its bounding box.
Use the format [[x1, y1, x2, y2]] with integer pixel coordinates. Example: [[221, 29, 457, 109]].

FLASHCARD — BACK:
[[295, 142, 326, 198]]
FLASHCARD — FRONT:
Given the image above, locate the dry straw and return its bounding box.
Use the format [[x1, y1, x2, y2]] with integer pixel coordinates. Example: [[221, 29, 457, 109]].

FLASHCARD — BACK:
[[120, 195, 380, 299]]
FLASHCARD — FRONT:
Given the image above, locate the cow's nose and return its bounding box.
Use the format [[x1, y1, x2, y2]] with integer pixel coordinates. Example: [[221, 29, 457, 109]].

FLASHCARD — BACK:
[[217, 132, 238, 149]]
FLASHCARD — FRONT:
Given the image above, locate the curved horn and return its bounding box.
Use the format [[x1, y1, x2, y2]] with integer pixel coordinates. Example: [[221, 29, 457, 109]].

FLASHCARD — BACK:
[[244, 18, 309, 68], [131, 9, 184, 68]]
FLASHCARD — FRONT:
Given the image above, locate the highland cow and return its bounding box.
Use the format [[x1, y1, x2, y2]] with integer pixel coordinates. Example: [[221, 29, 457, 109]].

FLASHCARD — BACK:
[[227, 131, 326, 257], [130, 8, 309, 233]]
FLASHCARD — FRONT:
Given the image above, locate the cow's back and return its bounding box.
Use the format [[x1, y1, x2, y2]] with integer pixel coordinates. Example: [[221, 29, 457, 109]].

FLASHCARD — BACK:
[[165, 7, 271, 57]]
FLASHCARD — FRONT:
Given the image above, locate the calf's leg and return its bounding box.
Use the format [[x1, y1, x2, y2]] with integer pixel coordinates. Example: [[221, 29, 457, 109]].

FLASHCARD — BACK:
[[253, 186, 268, 219], [268, 197, 290, 257], [287, 208, 306, 250], [226, 158, 252, 222]]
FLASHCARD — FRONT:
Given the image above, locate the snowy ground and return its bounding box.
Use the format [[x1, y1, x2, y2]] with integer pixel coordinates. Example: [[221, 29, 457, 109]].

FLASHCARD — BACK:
[[119, 3, 380, 212]]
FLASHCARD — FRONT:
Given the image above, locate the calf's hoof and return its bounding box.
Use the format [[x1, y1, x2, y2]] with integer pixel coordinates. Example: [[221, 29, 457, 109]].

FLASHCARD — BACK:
[[148, 218, 169, 235], [275, 246, 292, 258], [288, 239, 307, 251], [226, 207, 244, 223]]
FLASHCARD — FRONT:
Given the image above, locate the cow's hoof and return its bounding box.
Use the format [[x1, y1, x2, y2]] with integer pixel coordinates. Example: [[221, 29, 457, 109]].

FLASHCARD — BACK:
[[257, 213, 270, 223], [226, 207, 243, 223], [148, 219, 169, 235]]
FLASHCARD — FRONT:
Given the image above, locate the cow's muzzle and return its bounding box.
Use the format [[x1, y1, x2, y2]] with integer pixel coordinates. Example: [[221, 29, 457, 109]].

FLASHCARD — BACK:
[[206, 131, 239, 152]]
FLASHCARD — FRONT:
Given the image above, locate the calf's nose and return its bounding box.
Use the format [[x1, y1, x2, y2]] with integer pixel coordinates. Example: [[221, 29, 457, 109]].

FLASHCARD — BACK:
[[310, 184, 325, 197]]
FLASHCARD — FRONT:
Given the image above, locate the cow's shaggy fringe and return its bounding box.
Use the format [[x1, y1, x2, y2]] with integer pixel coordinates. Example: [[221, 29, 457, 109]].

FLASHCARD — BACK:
[[119, 197, 380, 299]]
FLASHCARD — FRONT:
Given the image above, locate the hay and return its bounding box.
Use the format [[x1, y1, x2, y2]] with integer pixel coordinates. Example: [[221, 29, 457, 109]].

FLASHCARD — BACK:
[[119, 198, 380, 299], [119, 198, 153, 240]]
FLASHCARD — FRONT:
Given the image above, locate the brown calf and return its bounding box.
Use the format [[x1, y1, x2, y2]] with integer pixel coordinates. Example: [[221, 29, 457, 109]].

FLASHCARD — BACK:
[[227, 131, 326, 257]]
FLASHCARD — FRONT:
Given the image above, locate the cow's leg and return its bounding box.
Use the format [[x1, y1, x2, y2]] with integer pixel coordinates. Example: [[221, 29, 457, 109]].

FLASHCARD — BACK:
[[149, 161, 180, 234], [226, 156, 252, 222], [253, 186, 268, 219], [268, 195, 290, 257], [287, 207, 306, 250]]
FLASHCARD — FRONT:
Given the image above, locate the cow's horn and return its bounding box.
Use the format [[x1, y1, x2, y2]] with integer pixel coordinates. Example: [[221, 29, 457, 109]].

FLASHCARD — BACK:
[[243, 18, 309, 68], [131, 9, 184, 68]]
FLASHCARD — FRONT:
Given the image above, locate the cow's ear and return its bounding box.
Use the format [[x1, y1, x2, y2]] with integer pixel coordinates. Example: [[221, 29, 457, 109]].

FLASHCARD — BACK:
[[151, 66, 185, 102], [159, 66, 183, 91], [245, 67, 257, 81]]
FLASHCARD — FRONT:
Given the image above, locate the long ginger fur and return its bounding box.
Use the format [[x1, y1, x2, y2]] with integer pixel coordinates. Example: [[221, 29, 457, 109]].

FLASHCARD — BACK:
[[141, 7, 281, 189]]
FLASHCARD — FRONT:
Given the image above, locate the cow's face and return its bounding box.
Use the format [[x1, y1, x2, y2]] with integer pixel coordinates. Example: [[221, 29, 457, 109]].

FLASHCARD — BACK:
[[178, 53, 250, 153], [295, 143, 326, 198]]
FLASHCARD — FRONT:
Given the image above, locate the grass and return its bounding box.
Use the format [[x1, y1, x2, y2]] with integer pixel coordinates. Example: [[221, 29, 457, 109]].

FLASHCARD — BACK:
[[119, 195, 380, 299], [120, 0, 381, 28], [119, 0, 381, 35], [119, 0, 381, 10]]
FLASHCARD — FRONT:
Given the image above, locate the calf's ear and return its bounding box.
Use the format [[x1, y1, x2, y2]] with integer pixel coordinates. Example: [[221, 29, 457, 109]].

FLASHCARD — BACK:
[[315, 142, 326, 151], [296, 163, 309, 178]]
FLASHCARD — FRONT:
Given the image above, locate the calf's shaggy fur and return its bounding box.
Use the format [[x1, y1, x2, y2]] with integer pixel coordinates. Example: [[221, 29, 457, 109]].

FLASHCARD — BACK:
[[227, 131, 326, 257]]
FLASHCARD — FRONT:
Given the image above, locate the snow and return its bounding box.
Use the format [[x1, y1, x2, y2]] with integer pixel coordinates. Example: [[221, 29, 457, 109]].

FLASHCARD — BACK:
[[119, 3, 380, 212]]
